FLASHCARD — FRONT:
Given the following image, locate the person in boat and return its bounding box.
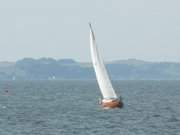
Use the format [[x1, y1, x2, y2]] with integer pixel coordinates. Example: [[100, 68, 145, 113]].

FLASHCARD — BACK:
[[98, 98, 102, 105]]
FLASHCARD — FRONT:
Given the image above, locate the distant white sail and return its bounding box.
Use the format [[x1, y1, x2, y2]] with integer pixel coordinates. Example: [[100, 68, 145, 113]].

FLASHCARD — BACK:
[[89, 24, 118, 99]]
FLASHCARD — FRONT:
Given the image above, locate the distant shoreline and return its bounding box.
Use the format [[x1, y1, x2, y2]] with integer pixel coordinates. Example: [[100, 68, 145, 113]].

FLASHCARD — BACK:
[[1, 57, 180, 64], [0, 58, 180, 80]]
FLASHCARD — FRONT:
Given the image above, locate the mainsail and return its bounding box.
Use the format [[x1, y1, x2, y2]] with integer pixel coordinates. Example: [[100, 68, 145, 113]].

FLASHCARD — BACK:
[[89, 23, 118, 99]]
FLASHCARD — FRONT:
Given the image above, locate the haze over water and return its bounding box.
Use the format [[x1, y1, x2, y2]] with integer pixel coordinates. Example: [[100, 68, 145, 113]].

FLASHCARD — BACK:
[[0, 80, 179, 135]]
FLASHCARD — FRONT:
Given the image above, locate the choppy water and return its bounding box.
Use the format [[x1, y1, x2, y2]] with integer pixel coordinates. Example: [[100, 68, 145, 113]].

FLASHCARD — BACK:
[[0, 80, 180, 135]]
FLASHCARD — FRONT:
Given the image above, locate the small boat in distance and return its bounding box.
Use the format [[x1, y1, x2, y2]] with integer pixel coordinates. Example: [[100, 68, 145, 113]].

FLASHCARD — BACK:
[[89, 23, 123, 109]]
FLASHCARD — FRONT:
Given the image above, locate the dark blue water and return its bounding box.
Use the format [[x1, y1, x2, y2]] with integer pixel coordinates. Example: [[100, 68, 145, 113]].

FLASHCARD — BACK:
[[0, 80, 180, 135]]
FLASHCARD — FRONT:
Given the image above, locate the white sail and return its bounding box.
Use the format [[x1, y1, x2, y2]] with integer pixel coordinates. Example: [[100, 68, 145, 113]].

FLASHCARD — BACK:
[[89, 24, 118, 99]]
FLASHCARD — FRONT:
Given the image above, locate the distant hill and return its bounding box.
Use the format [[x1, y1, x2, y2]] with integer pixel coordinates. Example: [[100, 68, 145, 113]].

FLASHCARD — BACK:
[[0, 58, 180, 80]]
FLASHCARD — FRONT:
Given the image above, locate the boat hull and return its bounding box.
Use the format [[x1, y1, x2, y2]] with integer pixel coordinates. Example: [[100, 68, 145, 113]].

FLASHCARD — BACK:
[[101, 99, 123, 109]]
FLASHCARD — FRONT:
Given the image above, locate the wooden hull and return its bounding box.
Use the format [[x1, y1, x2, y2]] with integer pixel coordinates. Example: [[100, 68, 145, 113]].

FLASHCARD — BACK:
[[101, 99, 123, 109]]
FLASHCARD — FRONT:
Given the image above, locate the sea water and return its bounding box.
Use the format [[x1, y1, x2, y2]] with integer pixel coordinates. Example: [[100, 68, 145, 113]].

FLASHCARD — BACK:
[[0, 80, 180, 135]]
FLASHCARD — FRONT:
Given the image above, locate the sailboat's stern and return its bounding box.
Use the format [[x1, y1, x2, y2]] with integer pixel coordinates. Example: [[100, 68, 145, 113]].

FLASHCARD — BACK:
[[101, 99, 123, 109]]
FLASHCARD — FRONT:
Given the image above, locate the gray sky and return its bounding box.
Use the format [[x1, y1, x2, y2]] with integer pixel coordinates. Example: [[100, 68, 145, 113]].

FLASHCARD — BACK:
[[0, 0, 180, 62]]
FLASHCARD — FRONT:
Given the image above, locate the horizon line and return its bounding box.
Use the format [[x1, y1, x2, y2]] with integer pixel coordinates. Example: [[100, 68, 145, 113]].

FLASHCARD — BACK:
[[0, 57, 180, 63]]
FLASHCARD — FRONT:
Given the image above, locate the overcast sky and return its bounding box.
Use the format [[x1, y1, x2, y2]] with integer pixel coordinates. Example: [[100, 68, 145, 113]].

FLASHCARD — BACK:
[[0, 0, 180, 62]]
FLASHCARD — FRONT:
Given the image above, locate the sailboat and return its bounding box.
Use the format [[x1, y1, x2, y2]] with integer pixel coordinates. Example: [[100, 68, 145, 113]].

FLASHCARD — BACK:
[[89, 23, 123, 109]]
